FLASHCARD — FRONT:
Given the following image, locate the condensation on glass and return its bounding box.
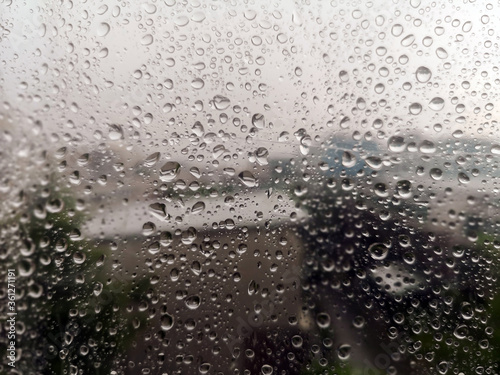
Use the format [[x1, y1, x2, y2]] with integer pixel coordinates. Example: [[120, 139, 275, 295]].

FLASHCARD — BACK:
[[1, 1, 499, 374]]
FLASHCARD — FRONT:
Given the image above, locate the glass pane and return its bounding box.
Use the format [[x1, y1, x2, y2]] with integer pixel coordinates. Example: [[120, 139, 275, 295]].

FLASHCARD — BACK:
[[1, 1, 499, 374]]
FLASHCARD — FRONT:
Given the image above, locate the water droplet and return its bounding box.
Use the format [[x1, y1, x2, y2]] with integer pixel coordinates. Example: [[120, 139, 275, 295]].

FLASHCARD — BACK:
[[96, 22, 110, 37], [144, 152, 160, 167], [368, 243, 389, 260], [453, 325, 468, 339], [401, 34, 415, 47], [185, 295, 201, 310], [159, 161, 181, 182], [490, 145, 500, 155], [437, 361, 449, 374], [430, 168, 443, 180], [316, 312, 331, 329], [174, 15, 189, 27], [252, 113, 265, 129], [462, 21, 472, 33], [416, 66, 432, 82], [191, 11, 205, 22], [141, 34, 154, 46], [191, 201, 205, 214], [238, 171, 257, 187], [255, 147, 269, 165], [181, 227, 197, 245], [148, 241, 160, 254], [337, 344, 352, 360], [388, 136, 405, 152], [460, 302, 474, 320], [149, 203, 167, 220], [212, 95, 230, 110], [261, 364, 273, 375], [291, 335, 303, 348], [458, 172, 470, 184], [108, 124, 124, 140], [191, 78, 205, 89], [341, 151, 356, 168], [419, 140, 436, 154], [436, 47, 448, 59], [142, 222, 156, 236], [409, 102, 422, 115], [365, 156, 382, 170], [161, 313, 174, 331], [428, 97, 444, 111], [374, 183, 388, 197], [391, 24, 404, 37], [278, 131, 289, 142]]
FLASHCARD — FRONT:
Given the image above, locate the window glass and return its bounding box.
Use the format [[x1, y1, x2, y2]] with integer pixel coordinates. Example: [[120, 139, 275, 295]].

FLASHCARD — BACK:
[[1, 1, 500, 374]]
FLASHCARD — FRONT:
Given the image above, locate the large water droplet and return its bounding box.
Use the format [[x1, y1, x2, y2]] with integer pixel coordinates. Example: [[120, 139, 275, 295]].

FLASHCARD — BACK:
[[144, 152, 160, 167], [428, 97, 445, 111], [238, 171, 257, 187], [337, 344, 352, 360], [409, 102, 422, 115], [161, 313, 174, 331], [341, 151, 356, 168], [430, 168, 443, 180], [212, 95, 230, 110], [191, 201, 205, 214], [316, 312, 331, 329], [185, 295, 201, 310], [368, 242, 389, 260], [191, 78, 205, 89], [416, 66, 432, 82], [388, 136, 405, 152], [159, 161, 181, 182], [141, 34, 154, 46], [255, 147, 269, 165], [458, 172, 470, 184], [96, 22, 110, 37], [252, 113, 265, 128], [419, 140, 436, 154], [491, 145, 500, 155], [436, 47, 448, 59], [108, 125, 124, 140]]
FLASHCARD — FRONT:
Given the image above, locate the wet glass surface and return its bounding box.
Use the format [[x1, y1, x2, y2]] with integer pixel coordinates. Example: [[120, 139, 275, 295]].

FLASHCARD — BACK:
[[1, 1, 500, 374]]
